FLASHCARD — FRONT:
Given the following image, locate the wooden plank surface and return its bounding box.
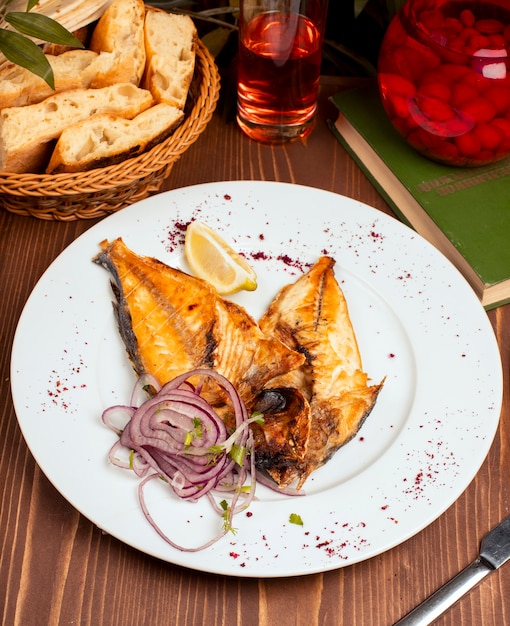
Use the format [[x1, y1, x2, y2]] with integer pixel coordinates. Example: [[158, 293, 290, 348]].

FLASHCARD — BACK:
[[1, 78, 509, 626]]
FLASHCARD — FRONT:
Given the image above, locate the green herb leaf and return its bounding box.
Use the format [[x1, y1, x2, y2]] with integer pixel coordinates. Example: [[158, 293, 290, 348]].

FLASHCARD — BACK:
[[250, 411, 265, 425], [184, 417, 204, 448], [5, 12, 85, 48], [207, 444, 223, 457], [219, 499, 237, 534], [192, 416, 203, 433], [0, 29, 54, 88], [289, 513, 304, 526], [229, 443, 245, 467]]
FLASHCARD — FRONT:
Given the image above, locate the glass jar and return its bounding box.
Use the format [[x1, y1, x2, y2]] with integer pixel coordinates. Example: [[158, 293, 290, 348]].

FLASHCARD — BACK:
[[378, 0, 510, 166]]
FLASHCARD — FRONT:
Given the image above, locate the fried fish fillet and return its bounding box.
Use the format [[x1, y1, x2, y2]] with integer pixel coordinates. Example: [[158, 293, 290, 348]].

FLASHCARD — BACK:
[[258, 256, 384, 489], [93, 238, 305, 415]]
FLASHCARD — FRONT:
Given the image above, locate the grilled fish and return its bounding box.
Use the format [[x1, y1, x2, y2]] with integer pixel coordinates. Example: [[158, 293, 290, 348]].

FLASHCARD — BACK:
[[94, 240, 383, 491], [93, 238, 305, 417], [258, 256, 384, 489]]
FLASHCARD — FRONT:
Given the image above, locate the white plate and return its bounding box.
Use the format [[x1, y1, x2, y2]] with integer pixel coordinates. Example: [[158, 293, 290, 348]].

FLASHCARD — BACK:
[[11, 181, 502, 577]]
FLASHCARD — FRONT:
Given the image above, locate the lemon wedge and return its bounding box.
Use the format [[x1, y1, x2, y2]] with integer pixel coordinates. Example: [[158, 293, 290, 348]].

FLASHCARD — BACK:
[[184, 221, 257, 294]]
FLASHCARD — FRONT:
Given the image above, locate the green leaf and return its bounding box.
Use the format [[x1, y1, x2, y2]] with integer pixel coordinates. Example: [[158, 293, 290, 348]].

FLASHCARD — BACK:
[[219, 499, 237, 534], [354, 0, 371, 18], [250, 411, 265, 425], [201, 27, 231, 58], [27, 0, 41, 10], [229, 443, 245, 467], [5, 12, 85, 48], [385, 0, 407, 18], [289, 513, 304, 526], [184, 417, 204, 448], [0, 29, 54, 88]]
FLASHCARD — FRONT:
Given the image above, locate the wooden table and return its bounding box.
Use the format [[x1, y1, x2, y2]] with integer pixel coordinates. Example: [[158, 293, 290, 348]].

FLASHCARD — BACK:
[[1, 78, 509, 626]]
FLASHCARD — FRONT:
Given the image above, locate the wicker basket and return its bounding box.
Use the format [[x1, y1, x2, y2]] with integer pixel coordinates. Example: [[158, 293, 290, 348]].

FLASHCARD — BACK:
[[0, 38, 221, 221]]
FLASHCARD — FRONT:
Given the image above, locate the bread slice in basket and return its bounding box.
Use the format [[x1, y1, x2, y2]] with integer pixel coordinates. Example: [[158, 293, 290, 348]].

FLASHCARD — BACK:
[[0, 0, 199, 174], [0, 83, 153, 173], [46, 103, 184, 173], [142, 11, 197, 109], [0, 50, 99, 110], [90, 0, 146, 87], [0, 0, 147, 110]]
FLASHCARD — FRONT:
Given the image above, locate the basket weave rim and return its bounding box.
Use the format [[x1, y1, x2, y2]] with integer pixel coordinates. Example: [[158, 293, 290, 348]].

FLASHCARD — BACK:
[[0, 38, 220, 196]]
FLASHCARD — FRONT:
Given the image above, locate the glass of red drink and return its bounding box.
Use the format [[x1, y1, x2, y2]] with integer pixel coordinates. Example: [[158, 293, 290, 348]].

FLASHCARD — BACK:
[[237, 0, 329, 143], [378, 0, 510, 166]]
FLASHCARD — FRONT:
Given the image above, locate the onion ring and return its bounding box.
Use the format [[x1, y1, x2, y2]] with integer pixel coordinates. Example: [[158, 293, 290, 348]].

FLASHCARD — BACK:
[[102, 368, 259, 551]]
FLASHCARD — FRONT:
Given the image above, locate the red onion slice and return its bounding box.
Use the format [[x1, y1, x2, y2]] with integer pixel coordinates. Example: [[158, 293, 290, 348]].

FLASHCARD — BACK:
[[102, 368, 259, 551]]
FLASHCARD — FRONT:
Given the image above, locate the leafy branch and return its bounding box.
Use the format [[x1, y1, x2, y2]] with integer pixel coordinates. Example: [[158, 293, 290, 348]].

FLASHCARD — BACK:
[[0, 0, 84, 88]]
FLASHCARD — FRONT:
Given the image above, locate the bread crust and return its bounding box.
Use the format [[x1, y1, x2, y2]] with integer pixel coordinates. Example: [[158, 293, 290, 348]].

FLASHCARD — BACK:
[[46, 103, 184, 173], [0, 84, 153, 173], [0, 1, 199, 174], [142, 11, 197, 109], [89, 0, 146, 86], [0, 50, 99, 109]]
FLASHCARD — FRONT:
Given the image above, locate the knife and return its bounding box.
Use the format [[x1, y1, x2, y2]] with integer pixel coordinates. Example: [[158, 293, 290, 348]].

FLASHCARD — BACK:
[[394, 515, 510, 625]]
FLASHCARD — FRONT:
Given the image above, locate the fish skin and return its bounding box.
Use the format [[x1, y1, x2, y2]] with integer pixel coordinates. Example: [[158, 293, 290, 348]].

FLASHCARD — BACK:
[[93, 238, 305, 413], [251, 387, 312, 486], [94, 240, 383, 491], [259, 256, 384, 489]]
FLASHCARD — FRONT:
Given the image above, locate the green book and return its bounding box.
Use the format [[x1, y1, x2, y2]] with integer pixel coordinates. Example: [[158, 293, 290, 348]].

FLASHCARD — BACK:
[[329, 82, 510, 310]]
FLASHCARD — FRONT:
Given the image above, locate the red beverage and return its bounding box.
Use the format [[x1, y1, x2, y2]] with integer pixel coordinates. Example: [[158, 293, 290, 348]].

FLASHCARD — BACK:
[[237, 12, 323, 143]]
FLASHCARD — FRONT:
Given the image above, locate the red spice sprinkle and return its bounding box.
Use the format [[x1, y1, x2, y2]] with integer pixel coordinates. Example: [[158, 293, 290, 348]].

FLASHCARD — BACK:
[[224, 194, 232, 200], [381, 505, 389, 510], [276, 254, 309, 272], [174, 221, 189, 232], [250, 251, 269, 261], [164, 220, 191, 253], [246, 511, 253, 517], [229, 551, 240, 559]]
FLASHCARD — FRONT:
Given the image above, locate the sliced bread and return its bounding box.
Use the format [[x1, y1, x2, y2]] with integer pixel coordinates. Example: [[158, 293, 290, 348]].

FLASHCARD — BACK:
[[142, 11, 197, 109], [0, 50, 100, 110], [46, 103, 184, 173], [0, 83, 153, 173], [89, 0, 146, 87]]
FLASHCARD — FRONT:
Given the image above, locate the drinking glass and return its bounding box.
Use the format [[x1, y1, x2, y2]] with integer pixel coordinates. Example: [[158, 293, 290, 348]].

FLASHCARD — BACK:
[[236, 0, 329, 143]]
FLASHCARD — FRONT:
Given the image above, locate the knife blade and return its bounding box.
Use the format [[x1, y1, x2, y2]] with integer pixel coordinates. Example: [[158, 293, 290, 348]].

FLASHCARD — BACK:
[[394, 515, 510, 625]]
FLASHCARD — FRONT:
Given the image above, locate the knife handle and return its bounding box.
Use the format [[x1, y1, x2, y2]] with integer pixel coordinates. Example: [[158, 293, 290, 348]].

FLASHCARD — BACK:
[[394, 557, 493, 625]]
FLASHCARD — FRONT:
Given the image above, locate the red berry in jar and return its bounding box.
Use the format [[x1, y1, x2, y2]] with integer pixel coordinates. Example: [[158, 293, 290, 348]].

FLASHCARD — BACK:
[[378, 0, 510, 166]]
